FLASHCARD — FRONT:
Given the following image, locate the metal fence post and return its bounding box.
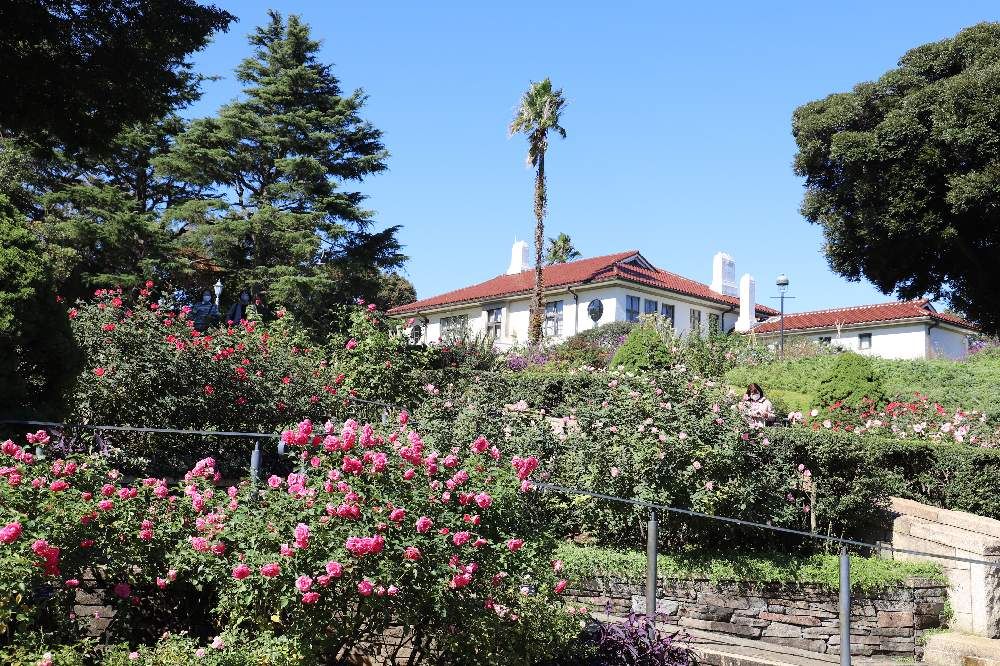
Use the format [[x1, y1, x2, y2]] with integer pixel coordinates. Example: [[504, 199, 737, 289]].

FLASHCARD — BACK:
[[646, 508, 659, 628], [250, 440, 261, 485], [840, 547, 852, 666]]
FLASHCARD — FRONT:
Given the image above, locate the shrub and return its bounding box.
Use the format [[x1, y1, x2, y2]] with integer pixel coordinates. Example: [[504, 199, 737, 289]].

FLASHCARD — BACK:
[[763, 427, 1000, 521], [583, 614, 695, 666], [814, 353, 888, 408], [0, 418, 586, 664], [610, 324, 672, 371]]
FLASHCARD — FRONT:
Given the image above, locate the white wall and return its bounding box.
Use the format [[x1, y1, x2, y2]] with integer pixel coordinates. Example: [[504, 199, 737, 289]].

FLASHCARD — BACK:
[[405, 282, 735, 346], [764, 321, 969, 361], [929, 325, 970, 360]]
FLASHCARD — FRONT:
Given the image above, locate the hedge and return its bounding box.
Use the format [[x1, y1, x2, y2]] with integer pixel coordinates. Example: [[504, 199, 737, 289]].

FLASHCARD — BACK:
[[763, 427, 1000, 522]]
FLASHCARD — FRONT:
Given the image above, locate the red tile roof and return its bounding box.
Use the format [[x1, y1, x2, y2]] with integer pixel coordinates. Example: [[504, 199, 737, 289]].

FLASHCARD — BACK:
[[750, 299, 977, 334], [387, 251, 779, 316]]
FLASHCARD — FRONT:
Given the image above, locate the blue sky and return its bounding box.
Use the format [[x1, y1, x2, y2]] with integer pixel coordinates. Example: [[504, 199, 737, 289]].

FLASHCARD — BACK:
[[185, 1, 1000, 312]]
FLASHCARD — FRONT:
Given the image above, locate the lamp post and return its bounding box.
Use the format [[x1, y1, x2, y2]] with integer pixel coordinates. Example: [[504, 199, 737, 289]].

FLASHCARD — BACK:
[[213, 279, 223, 307], [775, 274, 791, 359]]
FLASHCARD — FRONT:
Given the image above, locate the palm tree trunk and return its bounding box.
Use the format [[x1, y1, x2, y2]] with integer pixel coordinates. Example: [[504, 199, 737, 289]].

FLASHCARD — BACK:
[[530, 152, 546, 343]]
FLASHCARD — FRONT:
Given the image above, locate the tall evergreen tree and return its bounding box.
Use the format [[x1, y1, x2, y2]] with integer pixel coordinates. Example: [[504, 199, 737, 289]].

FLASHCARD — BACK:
[[158, 11, 402, 333], [0, 0, 233, 152], [0, 114, 211, 303], [509, 79, 567, 343]]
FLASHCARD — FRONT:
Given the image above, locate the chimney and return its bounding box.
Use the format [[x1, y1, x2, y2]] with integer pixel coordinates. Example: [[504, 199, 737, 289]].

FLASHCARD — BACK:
[[506, 240, 530, 275], [710, 252, 738, 296], [735, 273, 756, 332]]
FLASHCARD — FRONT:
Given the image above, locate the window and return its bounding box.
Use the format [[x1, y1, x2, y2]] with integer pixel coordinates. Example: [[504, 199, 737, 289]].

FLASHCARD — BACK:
[[818, 336, 832, 346], [661, 303, 675, 326], [689, 308, 702, 331], [439, 315, 468, 341], [644, 299, 658, 315], [485, 307, 502, 338], [858, 333, 872, 350], [625, 295, 640, 322], [409, 324, 422, 344], [708, 313, 721, 333], [544, 301, 564, 336]]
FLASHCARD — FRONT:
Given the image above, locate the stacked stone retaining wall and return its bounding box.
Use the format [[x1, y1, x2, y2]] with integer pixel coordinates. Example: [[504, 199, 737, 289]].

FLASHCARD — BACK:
[[565, 575, 947, 660]]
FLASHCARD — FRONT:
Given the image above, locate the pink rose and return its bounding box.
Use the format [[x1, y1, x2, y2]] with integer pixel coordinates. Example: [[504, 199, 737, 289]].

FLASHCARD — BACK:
[[296, 575, 313, 592], [358, 579, 374, 596], [113, 582, 131, 599], [64, 578, 80, 588], [325, 561, 343, 577], [474, 492, 492, 509], [302, 591, 320, 604], [452, 531, 471, 547], [0, 521, 22, 544], [506, 538, 525, 552], [260, 562, 281, 578], [232, 564, 251, 580], [403, 546, 421, 561], [389, 508, 406, 523], [345, 339, 358, 350], [554, 579, 568, 594], [415, 516, 432, 533]]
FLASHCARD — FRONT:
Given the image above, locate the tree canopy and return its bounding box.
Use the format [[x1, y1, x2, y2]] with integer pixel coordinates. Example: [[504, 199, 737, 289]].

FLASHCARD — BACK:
[[158, 11, 402, 333], [545, 232, 581, 264], [793, 22, 1000, 333], [0, 0, 234, 152]]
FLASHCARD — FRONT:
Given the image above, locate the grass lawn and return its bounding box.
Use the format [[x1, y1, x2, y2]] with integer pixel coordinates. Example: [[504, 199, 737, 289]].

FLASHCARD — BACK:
[[556, 542, 945, 593]]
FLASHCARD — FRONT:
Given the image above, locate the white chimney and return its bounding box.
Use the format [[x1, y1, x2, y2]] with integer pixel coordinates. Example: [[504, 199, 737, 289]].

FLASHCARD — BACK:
[[735, 273, 756, 332], [710, 252, 738, 296], [506, 239, 530, 275]]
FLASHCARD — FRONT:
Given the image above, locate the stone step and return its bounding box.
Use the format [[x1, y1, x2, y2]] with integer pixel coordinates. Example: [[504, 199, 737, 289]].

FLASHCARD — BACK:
[[591, 614, 899, 666], [923, 632, 1000, 666]]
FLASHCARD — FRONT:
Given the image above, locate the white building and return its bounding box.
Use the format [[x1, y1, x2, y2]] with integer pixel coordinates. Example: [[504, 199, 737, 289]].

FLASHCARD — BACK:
[[387, 243, 777, 345], [749, 300, 976, 360]]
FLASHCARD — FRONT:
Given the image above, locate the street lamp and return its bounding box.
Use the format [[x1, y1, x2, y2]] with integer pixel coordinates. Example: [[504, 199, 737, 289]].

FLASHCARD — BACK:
[[772, 274, 794, 359], [213, 279, 223, 306]]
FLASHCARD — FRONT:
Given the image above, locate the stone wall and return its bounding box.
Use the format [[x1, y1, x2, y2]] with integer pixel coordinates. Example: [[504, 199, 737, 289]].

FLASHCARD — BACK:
[[565, 575, 947, 659], [888, 496, 1000, 638]]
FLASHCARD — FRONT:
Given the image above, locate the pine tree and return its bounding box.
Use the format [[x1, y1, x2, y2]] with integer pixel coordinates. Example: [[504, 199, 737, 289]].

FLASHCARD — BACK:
[[158, 11, 403, 334]]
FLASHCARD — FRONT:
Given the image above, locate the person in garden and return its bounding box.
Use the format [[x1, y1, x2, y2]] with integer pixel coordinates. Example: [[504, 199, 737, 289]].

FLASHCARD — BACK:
[[740, 383, 775, 428]]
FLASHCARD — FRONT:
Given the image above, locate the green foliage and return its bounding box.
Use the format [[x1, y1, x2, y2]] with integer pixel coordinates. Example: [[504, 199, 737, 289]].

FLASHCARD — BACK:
[[373, 271, 417, 310], [0, 0, 234, 152], [545, 232, 582, 264], [25, 115, 211, 303], [0, 418, 583, 664], [815, 353, 888, 408], [0, 197, 79, 417], [763, 428, 1000, 521], [102, 632, 307, 665], [726, 351, 1000, 412], [556, 543, 944, 593], [64, 288, 347, 473], [610, 324, 672, 371], [158, 11, 402, 336], [792, 22, 1000, 333]]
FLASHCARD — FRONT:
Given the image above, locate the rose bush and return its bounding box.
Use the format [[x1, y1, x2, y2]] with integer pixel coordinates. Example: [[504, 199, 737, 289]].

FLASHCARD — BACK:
[[0, 416, 587, 664], [787, 393, 999, 446], [61, 288, 451, 475]]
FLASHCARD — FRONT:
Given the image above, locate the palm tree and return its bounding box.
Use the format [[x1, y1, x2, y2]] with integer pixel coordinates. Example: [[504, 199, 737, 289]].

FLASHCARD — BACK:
[[509, 78, 567, 343], [545, 232, 581, 264]]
